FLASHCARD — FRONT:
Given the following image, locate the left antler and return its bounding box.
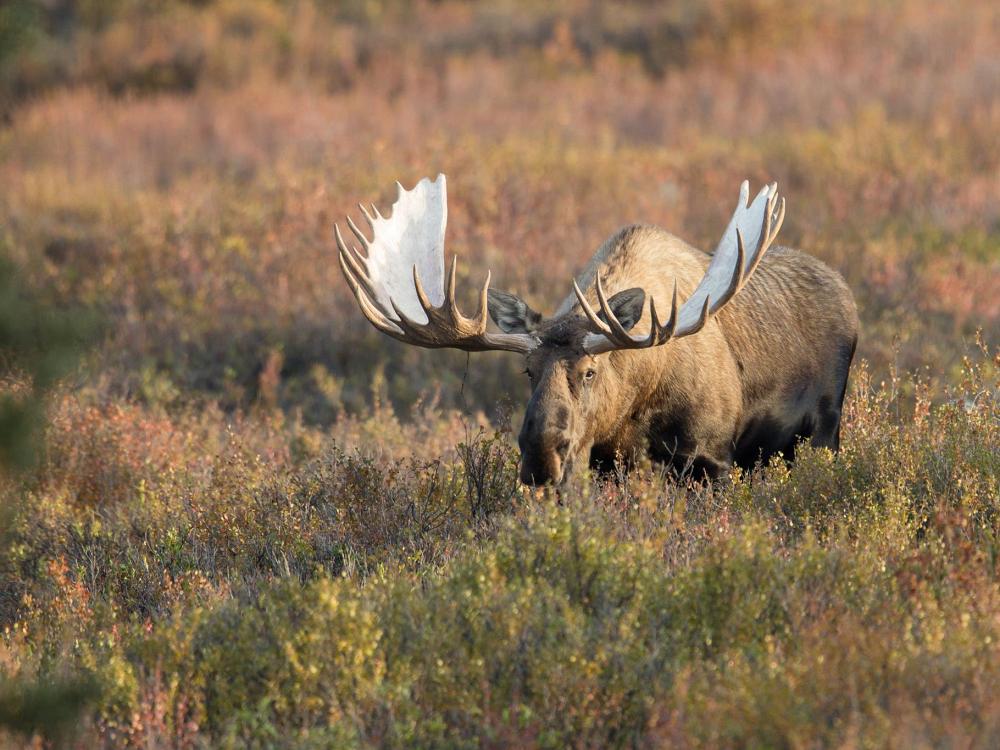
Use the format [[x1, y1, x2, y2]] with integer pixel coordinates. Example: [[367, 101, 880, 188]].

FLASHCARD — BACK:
[[336, 174, 539, 354], [577, 180, 785, 354]]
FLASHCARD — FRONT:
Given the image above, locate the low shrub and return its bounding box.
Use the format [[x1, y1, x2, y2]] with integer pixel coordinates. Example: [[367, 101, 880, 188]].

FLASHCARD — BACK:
[[0, 349, 995, 746]]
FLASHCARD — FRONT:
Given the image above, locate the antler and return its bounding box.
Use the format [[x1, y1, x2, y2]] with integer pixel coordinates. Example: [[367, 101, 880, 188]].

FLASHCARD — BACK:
[[336, 174, 538, 354], [578, 180, 785, 354]]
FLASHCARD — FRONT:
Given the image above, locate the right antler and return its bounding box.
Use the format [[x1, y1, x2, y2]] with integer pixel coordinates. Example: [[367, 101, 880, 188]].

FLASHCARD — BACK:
[[577, 180, 785, 354], [336, 175, 539, 354]]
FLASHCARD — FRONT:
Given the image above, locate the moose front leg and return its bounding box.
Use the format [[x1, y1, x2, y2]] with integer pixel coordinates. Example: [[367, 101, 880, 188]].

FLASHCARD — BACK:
[[687, 453, 731, 481], [648, 429, 733, 481]]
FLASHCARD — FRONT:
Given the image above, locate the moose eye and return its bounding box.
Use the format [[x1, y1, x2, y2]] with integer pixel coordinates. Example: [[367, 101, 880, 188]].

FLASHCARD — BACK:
[[584, 369, 596, 382]]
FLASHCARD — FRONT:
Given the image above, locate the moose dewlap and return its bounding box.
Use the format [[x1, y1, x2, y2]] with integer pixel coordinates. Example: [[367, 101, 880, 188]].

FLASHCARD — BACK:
[[336, 175, 858, 485]]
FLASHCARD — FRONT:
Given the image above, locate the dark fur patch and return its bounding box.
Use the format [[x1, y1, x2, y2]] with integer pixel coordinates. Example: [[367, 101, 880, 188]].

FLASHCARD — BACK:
[[687, 455, 729, 480], [648, 412, 694, 464], [798, 413, 815, 441], [733, 415, 791, 470], [588, 444, 620, 475], [813, 394, 842, 449], [538, 317, 587, 348]]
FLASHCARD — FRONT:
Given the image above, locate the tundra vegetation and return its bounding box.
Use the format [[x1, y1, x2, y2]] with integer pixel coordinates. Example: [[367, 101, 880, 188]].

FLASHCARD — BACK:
[[0, 0, 998, 747]]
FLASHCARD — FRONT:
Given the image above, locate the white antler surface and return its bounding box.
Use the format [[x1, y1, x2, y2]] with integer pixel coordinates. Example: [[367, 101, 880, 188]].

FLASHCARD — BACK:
[[336, 175, 538, 354], [362, 175, 447, 325], [674, 180, 778, 332]]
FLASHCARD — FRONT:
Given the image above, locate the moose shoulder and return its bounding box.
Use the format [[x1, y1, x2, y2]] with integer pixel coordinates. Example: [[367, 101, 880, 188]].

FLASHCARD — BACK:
[[336, 175, 858, 485]]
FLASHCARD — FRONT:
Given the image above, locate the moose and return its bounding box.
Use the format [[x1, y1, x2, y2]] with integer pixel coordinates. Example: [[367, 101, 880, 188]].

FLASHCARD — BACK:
[[336, 175, 858, 485]]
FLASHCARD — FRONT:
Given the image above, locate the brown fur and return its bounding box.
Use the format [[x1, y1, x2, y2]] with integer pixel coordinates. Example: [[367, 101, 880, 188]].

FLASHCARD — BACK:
[[501, 225, 859, 485]]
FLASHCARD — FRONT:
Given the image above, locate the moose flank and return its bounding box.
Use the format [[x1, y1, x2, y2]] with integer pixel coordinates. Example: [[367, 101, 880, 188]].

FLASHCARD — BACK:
[[336, 175, 858, 485]]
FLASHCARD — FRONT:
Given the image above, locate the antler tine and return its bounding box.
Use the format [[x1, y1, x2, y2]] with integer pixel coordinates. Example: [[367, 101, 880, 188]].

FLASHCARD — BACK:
[[335, 224, 380, 302], [735, 228, 746, 287], [687, 295, 712, 336], [769, 195, 786, 241], [647, 280, 679, 345], [646, 295, 662, 346], [475, 269, 491, 333], [574, 279, 614, 337], [411, 264, 435, 317], [665, 281, 679, 336], [358, 203, 376, 229], [762, 187, 777, 242], [335, 223, 368, 270], [708, 226, 747, 312], [337, 251, 402, 336], [443, 255, 461, 322], [345, 215, 370, 251], [746, 193, 785, 281], [584, 273, 685, 351], [356, 290, 403, 336], [595, 276, 636, 343], [388, 297, 434, 340]]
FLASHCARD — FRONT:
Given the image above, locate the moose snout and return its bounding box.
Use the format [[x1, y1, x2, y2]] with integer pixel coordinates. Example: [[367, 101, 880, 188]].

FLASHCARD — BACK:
[[518, 390, 576, 485], [518, 429, 572, 486], [519, 453, 564, 486]]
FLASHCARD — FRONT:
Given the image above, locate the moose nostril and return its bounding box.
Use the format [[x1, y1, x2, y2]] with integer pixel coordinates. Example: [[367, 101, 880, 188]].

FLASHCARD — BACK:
[[520, 463, 545, 486], [555, 406, 571, 431], [555, 439, 571, 457]]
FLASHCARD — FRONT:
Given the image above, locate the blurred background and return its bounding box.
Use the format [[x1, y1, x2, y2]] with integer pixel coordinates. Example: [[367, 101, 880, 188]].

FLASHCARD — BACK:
[[1, 0, 997, 423]]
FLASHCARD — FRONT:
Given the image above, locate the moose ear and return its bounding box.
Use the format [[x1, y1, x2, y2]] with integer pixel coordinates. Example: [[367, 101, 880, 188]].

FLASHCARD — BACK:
[[600, 287, 646, 331], [487, 289, 543, 334]]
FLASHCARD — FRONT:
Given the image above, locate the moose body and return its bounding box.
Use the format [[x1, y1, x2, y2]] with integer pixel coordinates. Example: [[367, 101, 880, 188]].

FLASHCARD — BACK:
[[335, 175, 859, 485], [502, 224, 858, 484]]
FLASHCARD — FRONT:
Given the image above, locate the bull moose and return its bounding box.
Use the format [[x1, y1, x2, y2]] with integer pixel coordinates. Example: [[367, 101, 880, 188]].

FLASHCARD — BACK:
[[336, 175, 858, 485]]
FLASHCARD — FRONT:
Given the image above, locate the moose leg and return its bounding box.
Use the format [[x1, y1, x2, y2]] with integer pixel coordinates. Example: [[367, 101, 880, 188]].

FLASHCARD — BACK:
[[812, 336, 856, 453], [648, 433, 732, 481], [809, 394, 844, 452], [588, 442, 630, 479], [687, 454, 731, 480]]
